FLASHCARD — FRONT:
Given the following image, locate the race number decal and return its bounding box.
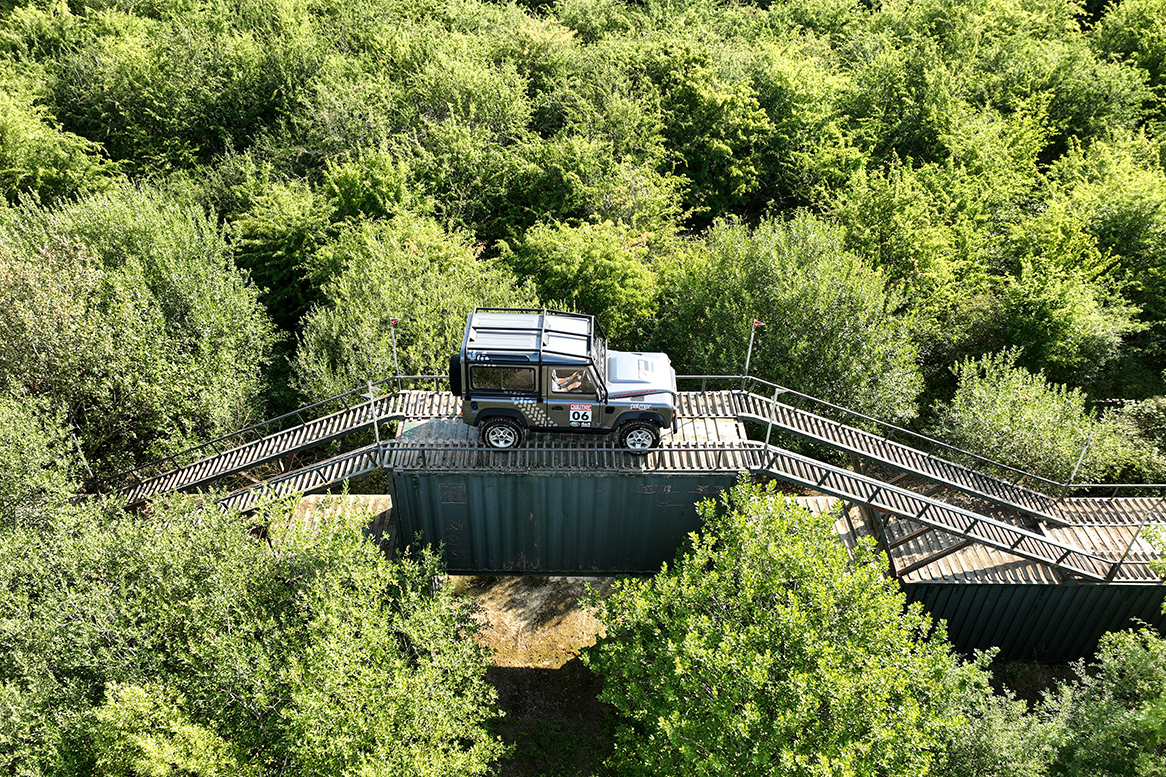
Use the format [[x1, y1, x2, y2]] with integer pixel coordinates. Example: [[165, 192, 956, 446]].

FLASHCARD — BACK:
[[569, 403, 592, 427]]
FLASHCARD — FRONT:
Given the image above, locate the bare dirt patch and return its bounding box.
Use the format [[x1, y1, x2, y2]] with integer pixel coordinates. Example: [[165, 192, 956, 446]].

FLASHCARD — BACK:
[[454, 575, 617, 777], [456, 575, 613, 668]]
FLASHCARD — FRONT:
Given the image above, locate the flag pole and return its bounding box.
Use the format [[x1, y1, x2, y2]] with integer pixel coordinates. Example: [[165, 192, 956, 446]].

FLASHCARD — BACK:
[[389, 317, 402, 392], [743, 318, 764, 389]]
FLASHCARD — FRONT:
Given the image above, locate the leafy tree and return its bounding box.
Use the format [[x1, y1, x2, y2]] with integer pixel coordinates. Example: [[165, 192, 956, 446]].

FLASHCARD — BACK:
[[230, 177, 333, 332], [992, 254, 1138, 387], [0, 184, 275, 476], [293, 212, 537, 399], [90, 683, 257, 777], [1049, 627, 1166, 777], [0, 69, 115, 203], [0, 494, 505, 776], [1094, 0, 1166, 98], [499, 219, 658, 346], [583, 480, 989, 777], [929, 350, 1165, 484], [48, 5, 317, 171], [1044, 134, 1166, 396], [0, 391, 76, 529], [933, 671, 1065, 777], [645, 42, 774, 225], [651, 213, 922, 422]]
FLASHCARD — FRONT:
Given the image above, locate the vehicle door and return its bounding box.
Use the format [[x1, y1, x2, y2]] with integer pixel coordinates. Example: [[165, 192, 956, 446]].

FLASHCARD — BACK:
[[545, 366, 601, 430]]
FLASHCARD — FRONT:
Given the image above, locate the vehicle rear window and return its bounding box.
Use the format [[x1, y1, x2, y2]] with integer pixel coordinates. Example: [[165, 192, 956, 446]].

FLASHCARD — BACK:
[[471, 366, 536, 392]]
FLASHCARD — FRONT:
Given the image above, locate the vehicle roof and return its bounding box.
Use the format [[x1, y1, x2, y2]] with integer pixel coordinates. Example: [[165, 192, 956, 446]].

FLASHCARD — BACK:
[[464, 308, 600, 365]]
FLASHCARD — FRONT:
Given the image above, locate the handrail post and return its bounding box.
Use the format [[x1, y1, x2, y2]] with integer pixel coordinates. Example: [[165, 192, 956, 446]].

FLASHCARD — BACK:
[[1105, 496, 1166, 581], [1066, 431, 1095, 496], [764, 387, 777, 448], [389, 318, 402, 393], [368, 381, 381, 448]]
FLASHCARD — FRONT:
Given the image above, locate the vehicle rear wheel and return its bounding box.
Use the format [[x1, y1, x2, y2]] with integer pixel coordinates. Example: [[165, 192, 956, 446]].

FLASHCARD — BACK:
[[480, 417, 523, 449], [619, 420, 660, 454]]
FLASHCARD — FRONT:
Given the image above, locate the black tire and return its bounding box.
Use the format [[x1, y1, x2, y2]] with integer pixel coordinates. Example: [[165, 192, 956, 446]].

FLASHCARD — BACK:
[[448, 354, 462, 397], [480, 416, 523, 449], [618, 420, 660, 454]]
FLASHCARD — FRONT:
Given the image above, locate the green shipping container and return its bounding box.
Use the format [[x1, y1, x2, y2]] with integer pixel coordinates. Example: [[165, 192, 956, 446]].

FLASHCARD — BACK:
[[387, 415, 748, 574]]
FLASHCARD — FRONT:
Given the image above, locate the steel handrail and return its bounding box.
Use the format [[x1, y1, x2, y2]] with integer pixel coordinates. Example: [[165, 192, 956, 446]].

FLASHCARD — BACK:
[[679, 373, 1063, 488], [223, 436, 1141, 578], [112, 373, 447, 484], [678, 373, 1166, 493], [735, 440, 1121, 571]]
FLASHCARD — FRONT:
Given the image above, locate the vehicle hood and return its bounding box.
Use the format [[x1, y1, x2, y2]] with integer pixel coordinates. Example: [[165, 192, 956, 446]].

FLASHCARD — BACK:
[[605, 350, 676, 402]]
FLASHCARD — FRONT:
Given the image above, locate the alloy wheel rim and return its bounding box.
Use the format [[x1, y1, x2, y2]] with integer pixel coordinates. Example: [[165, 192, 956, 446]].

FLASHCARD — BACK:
[[625, 429, 655, 450], [487, 426, 517, 448]]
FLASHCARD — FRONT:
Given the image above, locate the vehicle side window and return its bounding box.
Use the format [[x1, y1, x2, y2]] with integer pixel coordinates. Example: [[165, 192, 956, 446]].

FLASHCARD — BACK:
[[551, 368, 597, 395], [471, 366, 536, 392]]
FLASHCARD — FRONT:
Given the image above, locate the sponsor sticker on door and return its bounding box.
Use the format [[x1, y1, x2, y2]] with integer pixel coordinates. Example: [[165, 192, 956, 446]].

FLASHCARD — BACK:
[[569, 403, 592, 427]]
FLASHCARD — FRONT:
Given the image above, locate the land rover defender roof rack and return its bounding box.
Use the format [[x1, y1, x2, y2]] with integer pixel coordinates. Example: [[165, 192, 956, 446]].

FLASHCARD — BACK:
[[462, 308, 609, 366]]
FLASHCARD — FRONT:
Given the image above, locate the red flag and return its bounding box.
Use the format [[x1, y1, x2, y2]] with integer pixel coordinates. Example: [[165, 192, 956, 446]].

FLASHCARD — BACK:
[[390, 317, 401, 325], [753, 319, 765, 328]]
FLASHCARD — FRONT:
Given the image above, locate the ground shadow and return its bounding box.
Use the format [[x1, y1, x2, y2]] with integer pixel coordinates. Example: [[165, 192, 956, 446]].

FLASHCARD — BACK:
[[488, 659, 613, 777]]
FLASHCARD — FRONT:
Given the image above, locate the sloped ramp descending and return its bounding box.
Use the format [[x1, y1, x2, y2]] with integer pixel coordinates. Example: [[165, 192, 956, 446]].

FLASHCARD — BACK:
[[740, 440, 1115, 581], [678, 391, 1067, 525], [118, 390, 459, 507], [211, 421, 1113, 580], [217, 444, 387, 514]]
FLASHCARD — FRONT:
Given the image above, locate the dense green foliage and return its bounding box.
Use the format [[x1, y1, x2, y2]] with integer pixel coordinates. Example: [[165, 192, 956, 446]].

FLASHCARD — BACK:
[[0, 185, 276, 478], [2, 0, 1166, 771], [0, 496, 504, 776], [0, 0, 1164, 472], [583, 481, 974, 775], [1050, 627, 1166, 777], [583, 480, 1166, 777], [652, 213, 922, 421], [930, 350, 1166, 483], [0, 390, 75, 527], [293, 212, 537, 399]]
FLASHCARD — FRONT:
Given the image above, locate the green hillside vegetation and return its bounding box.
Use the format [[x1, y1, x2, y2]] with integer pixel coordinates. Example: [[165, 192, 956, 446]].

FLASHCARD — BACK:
[[1, 0, 1166, 774], [2, 0, 1165, 484]]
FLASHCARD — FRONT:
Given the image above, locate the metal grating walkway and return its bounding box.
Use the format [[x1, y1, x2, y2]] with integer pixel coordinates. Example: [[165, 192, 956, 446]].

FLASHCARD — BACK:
[[742, 441, 1111, 580], [677, 391, 1067, 524], [113, 386, 1129, 580], [218, 444, 388, 514], [211, 431, 1114, 580], [119, 391, 460, 506]]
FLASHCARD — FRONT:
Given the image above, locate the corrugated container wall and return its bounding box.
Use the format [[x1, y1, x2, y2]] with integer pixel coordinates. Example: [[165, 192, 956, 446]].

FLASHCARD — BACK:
[[388, 414, 749, 574], [823, 497, 1166, 662], [903, 583, 1166, 662], [391, 472, 737, 574]]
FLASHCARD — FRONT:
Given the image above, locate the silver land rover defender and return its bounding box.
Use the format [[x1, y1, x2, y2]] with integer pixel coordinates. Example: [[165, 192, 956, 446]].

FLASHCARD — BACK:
[[448, 308, 678, 453]]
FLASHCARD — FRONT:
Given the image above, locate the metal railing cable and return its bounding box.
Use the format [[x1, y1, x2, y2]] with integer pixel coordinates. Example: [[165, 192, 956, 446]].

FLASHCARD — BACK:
[[111, 374, 447, 489], [679, 374, 1166, 497]]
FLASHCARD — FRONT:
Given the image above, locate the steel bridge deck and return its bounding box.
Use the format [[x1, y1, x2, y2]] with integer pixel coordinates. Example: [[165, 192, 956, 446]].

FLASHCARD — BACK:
[[115, 389, 1149, 582]]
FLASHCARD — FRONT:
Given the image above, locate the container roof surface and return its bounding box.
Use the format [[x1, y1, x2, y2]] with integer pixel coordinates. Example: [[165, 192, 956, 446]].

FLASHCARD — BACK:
[[390, 413, 751, 473]]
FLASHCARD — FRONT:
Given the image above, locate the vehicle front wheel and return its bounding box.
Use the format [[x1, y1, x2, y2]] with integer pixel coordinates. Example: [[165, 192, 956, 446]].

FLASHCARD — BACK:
[[618, 420, 660, 454], [480, 417, 523, 449]]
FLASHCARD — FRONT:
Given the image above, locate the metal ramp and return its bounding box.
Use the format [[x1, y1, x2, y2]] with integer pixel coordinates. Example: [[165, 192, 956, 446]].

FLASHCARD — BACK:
[[110, 380, 1133, 581], [206, 425, 1115, 581], [117, 388, 458, 507], [740, 440, 1114, 580], [677, 390, 1067, 524], [217, 444, 387, 514]]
